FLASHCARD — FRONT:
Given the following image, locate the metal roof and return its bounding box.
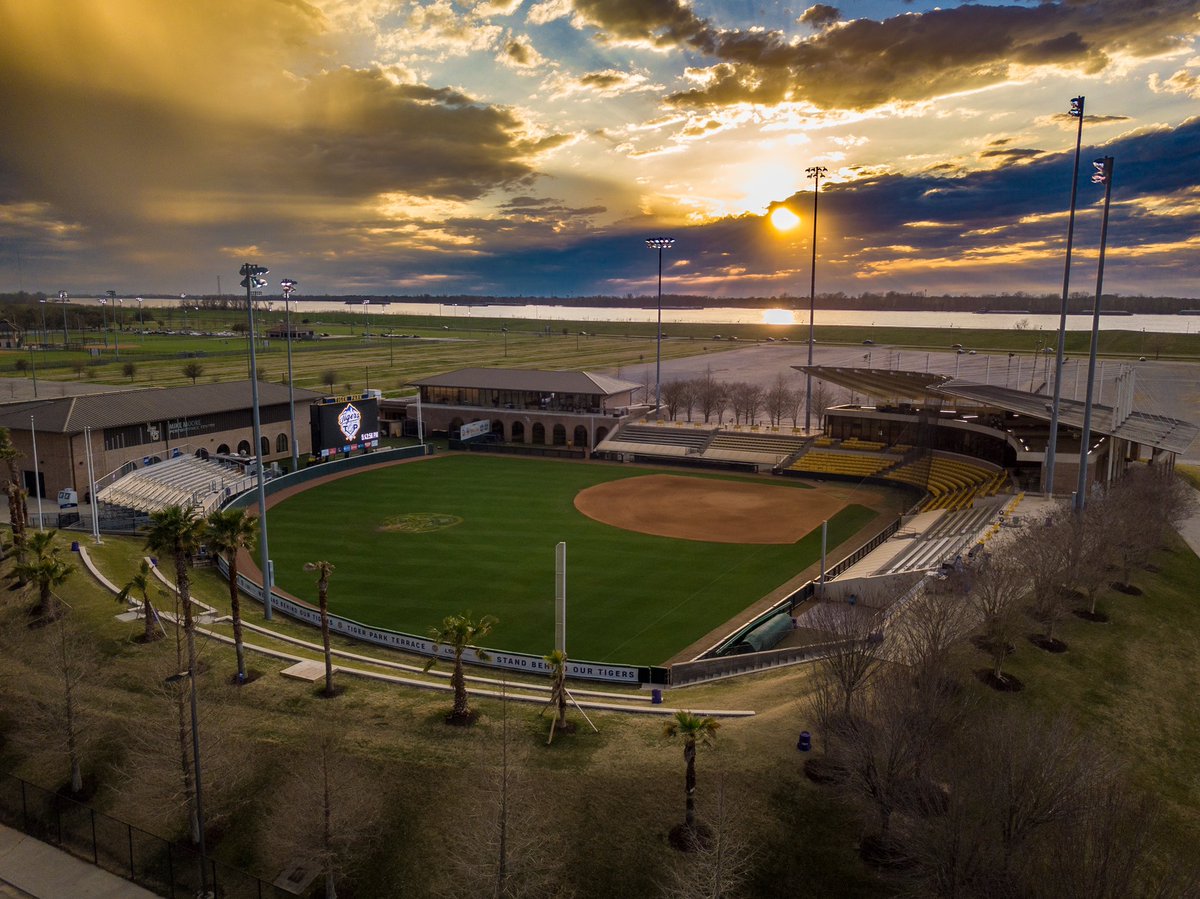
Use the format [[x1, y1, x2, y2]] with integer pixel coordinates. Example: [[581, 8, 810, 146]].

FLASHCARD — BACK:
[[0, 381, 324, 434], [799, 366, 1198, 455], [411, 367, 640, 396]]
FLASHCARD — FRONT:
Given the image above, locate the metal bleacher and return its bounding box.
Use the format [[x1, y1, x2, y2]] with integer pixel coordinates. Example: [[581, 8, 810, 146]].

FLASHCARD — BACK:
[[878, 499, 1003, 574], [98, 455, 251, 516]]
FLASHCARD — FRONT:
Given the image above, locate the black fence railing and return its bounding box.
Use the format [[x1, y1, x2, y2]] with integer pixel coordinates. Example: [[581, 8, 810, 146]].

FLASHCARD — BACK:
[[0, 772, 294, 899]]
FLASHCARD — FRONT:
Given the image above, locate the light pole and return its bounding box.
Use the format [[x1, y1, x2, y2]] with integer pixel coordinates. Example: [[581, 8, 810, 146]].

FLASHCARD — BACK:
[[803, 166, 827, 433], [362, 299, 370, 337], [241, 263, 274, 620], [501, 327, 509, 357], [280, 279, 300, 472], [1044, 96, 1085, 497], [58, 290, 69, 347], [106, 289, 119, 355], [38, 299, 47, 347], [1075, 156, 1115, 514], [645, 238, 674, 421], [136, 297, 144, 342], [30, 415, 43, 531]]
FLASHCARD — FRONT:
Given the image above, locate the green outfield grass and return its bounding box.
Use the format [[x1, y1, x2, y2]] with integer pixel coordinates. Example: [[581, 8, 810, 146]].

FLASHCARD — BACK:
[[265, 455, 881, 665]]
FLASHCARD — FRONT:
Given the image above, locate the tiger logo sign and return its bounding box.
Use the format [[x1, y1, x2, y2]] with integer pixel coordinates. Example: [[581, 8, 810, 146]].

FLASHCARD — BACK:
[[337, 403, 363, 441]]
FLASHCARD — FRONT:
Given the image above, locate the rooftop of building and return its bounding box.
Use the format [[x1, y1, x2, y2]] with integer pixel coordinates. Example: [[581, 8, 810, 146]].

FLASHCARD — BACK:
[[411, 367, 641, 397]]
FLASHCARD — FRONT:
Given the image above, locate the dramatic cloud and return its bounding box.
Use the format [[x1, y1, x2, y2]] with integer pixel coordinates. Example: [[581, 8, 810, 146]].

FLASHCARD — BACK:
[[654, 0, 1200, 110], [798, 5, 840, 29]]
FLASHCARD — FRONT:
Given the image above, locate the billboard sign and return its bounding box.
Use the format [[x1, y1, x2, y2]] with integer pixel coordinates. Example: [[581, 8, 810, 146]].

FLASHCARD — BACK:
[[458, 419, 492, 441]]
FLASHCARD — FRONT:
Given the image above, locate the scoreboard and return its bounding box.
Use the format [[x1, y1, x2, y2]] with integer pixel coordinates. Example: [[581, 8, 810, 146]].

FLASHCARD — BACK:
[[310, 394, 381, 459]]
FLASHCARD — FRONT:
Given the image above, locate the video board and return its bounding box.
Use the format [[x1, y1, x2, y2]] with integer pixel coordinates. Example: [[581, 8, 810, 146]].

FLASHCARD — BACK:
[[310, 395, 381, 458]]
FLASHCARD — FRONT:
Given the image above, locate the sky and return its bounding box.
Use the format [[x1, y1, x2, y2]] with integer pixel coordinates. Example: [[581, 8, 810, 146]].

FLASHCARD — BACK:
[[1, 0, 1198, 300]]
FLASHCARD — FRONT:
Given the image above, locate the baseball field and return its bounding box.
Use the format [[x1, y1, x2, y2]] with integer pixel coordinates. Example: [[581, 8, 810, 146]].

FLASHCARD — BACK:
[[263, 454, 901, 664]]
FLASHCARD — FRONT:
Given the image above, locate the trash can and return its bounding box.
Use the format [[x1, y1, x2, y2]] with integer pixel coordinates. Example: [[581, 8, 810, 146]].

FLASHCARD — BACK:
[[651, 688, 663, 705], [70, 541, 80, 552], [797, 731, 811, 752]]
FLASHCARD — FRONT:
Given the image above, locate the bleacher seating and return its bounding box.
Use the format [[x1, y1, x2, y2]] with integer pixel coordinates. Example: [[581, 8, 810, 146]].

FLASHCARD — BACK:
[[787, 450, 893, 478], [99, 455, 250, 516], [883, 453, 1007, 512], [610, 424, 710, 450], [705, 431, 807, 458], [840, 437, 887, 452]]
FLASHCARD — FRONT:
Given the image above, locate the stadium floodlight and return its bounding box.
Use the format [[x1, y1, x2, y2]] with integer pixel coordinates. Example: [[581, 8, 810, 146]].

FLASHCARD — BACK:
[[1044, 95, 1086, 497], [803, 165, 827, 433], [279, 279, 300, 472], [241, 262, 274, 620], [645, 238, 674, 421], [58, 290, 69, 346], [1075, 156, 1115, 514]]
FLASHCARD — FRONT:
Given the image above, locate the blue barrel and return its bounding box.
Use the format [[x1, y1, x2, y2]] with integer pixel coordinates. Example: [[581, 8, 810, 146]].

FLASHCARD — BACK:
[[70, 541, 80, 552], [651, 688, 663, 704], [797, 731, 812, 752]]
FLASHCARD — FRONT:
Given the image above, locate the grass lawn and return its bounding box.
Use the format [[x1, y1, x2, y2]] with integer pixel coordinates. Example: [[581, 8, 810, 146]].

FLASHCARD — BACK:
[[265, 455, 880, 664], [972, 531, 1200, 857]]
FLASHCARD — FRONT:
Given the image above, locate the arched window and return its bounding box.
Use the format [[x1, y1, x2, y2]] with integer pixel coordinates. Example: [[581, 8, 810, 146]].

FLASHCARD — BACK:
[[491, 421, 505, 440], [511, 421, 525, 443], [596, 426, 608, 445], [217, 444, 230, 455], [532, 423, 546, 444], [276, 433, 289, 453], [573, 425, 588, 448], [449, 417, 464, 438], [552, 424, 567, 446], [261, 436, 270, 457], [236, 440, 251, 456]]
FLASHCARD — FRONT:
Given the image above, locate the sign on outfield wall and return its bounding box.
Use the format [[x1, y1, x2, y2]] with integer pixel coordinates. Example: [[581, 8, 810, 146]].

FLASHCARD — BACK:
[[230, 567, 644, 683], [458, 419, 491, 441]]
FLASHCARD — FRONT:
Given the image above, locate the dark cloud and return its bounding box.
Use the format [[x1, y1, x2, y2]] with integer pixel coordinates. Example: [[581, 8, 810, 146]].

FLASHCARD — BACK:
[[581, 0, 1200, 111], [978, 147, 1047, 164], [504, 37, 537, 66], [798, 5, 840, 29]]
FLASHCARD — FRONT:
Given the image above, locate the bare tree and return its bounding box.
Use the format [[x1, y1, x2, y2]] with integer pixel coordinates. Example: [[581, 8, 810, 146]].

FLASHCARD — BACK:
[[182, 361, 204, 384], [23, 616, 96, 794], [807, 599, 887, 716], [888, 581, 975, 695], [661, 379, 688, 421], [434, 686, 573, 899], [968, 551, 1027, 687], [694, 369, 726, 424], [678, 378, 698, 423], [265, 721, 385, 899], [764, 374, 793, 427], [741, 384, 764, 426], [1016, 514, 1074, 648], [806, 378, 837, 431]]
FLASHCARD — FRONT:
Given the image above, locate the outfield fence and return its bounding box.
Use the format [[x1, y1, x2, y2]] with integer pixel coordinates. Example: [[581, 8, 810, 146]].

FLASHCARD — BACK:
[[0, 772, 289, 898]]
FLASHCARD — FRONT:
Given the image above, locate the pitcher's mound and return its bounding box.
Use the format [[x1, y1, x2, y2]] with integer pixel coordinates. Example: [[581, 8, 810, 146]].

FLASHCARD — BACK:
[[574, 474, 848, 544]]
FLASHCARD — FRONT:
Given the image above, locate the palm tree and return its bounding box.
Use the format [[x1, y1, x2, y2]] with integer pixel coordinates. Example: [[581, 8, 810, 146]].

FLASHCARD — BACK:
[[544, 649, 570, 744], [303, 560, 337, 697], [664, 711, 721, 836], [144, 504, 205, 845], [15, 530, 74, 619], [204, 508, 257, 683], [117, 559, 162, 642], [424, 612, 497, 724]]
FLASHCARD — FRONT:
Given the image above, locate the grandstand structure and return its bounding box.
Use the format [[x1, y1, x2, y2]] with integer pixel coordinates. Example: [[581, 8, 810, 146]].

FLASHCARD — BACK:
[[798, 365, 1197, 498], [97, 453, 256, 516]]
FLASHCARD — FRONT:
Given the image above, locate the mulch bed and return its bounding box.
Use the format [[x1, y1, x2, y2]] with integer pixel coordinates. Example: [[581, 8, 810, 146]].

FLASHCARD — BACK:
[[668, 822, 714, 852], [1110, 582, 1143, 596], [1074, 609, 1109, 623], [970, 635, 1014, 657], [1028, 634, 1068, 653], [804, 757, 849, 785], [974, 669, 1024, 692]]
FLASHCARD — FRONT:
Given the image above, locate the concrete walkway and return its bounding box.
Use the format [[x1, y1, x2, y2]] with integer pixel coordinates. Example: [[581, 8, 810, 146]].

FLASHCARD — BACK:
[[0, 824, 160, 899]]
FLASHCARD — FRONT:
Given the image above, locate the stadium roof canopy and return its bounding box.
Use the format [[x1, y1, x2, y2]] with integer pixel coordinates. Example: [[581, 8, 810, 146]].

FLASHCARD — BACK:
[[798, 366, 1199, 455], [0, 381, 323, 434], [411, 367, 640, 396]]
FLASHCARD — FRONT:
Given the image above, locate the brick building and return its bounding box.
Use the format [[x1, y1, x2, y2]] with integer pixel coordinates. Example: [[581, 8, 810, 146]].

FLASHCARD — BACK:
[[0, 380, 323, 501], [388, 367, 643, 451]]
